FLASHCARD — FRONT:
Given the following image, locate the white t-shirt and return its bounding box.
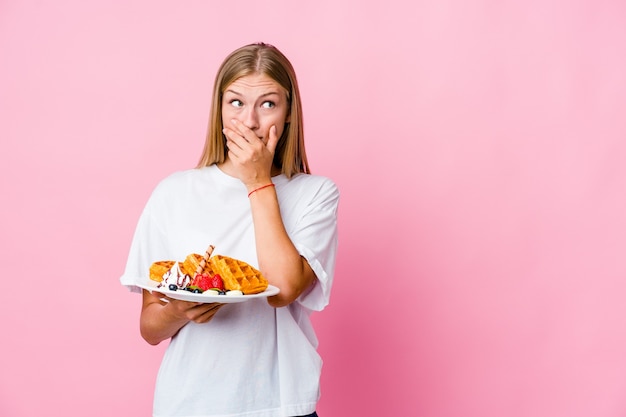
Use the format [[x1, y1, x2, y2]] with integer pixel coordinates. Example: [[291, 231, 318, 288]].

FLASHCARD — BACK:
[[120, 165, 339, 417]]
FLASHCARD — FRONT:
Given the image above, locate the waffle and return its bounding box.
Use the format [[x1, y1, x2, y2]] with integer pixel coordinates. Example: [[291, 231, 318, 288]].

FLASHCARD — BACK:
[[151, 245, 268, 295], [182, 245, 216, 277], [209, 255, 268, 294], [182, 253, 207, 277], [149, 260, 175, 282]]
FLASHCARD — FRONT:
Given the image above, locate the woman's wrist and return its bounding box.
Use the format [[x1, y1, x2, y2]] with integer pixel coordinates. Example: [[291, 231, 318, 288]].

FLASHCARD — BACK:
[[247, 183, 275, 198]]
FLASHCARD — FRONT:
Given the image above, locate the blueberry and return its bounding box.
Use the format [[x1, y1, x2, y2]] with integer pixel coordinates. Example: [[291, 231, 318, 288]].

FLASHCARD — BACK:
[[168, 284, 178, 291]]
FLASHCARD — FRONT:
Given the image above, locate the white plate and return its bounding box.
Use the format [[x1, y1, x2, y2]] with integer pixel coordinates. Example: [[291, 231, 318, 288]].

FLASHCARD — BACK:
[[137, 280, 280, 304]]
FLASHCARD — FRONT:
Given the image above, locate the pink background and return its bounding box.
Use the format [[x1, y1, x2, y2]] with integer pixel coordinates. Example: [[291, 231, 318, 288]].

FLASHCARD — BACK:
[[1, 1, 625, 416]]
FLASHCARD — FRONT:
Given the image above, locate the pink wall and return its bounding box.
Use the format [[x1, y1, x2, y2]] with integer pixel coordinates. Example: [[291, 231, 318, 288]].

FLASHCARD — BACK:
[[1, 1, 625, 416]]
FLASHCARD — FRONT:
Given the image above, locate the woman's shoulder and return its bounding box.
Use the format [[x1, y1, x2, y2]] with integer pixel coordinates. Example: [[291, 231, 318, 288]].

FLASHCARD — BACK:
[[283, 173, 340, 202], [152, 168, 195, 190], [289, 172, 337, 187], [146, 167, 215, 204], [154, 166, 217, 189]]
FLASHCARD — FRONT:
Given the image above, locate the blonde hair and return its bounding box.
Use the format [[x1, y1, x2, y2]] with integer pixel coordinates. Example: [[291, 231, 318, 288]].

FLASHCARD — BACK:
[[196, 43, 310, 177]]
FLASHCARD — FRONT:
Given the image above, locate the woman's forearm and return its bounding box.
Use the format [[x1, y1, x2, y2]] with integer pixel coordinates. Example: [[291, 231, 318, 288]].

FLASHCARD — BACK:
[[248, 187, 315, 307], [140, 291, 190, 345]]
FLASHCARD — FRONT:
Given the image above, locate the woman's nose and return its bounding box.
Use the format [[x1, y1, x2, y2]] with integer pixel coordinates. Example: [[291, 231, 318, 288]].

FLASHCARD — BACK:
[[242, 108, 259, 130]]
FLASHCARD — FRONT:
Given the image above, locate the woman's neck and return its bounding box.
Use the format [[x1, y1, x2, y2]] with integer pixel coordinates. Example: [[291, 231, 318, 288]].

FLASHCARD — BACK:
[[217, 159, 281, 178]]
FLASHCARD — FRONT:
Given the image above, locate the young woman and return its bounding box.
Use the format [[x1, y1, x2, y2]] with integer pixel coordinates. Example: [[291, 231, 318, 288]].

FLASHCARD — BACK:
[[121, 43, 339, 417]]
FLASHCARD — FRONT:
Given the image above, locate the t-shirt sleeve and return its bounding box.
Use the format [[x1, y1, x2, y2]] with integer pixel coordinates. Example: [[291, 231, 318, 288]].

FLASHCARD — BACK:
[[291, 178, 340, 311], [119, 194, 169, 294]]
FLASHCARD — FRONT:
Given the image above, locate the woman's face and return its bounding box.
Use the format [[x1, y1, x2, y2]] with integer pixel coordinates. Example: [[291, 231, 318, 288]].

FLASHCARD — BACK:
[[221, 73, 290, 145]]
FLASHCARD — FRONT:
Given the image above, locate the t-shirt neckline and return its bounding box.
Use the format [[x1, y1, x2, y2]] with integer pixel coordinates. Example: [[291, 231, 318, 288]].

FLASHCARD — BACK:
[[206, 164, 288, 186]]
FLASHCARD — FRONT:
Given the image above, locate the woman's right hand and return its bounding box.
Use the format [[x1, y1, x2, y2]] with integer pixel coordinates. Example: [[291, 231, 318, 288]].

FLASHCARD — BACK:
[[162, 296, 223, 324], [140, 290, 223, 345]]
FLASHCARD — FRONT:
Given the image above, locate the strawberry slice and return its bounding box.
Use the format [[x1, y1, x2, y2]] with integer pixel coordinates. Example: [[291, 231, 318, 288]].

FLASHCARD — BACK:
[[209, 274, 225, 291], [192, 273, 213, 291]]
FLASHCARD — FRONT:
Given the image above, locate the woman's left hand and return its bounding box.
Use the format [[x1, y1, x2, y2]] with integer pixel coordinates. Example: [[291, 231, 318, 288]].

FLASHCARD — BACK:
[[223, 119, 279, 189]]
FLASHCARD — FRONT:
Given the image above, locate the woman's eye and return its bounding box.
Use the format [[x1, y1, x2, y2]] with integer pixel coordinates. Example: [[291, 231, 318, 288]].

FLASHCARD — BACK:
[[230, 99, 243, 108], [261, 101, 275, 109]]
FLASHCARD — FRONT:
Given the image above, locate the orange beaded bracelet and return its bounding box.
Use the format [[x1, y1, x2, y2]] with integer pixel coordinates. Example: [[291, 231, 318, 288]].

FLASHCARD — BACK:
[[247, 183, 275, 198]]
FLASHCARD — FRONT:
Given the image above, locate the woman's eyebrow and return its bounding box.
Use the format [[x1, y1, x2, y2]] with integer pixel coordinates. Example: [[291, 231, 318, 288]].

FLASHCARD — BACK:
[[224, 89, 280, 98]]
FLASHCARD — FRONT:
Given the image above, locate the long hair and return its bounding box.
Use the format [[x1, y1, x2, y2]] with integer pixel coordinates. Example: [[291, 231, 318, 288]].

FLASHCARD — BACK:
[[196, 43, 310, 177]]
